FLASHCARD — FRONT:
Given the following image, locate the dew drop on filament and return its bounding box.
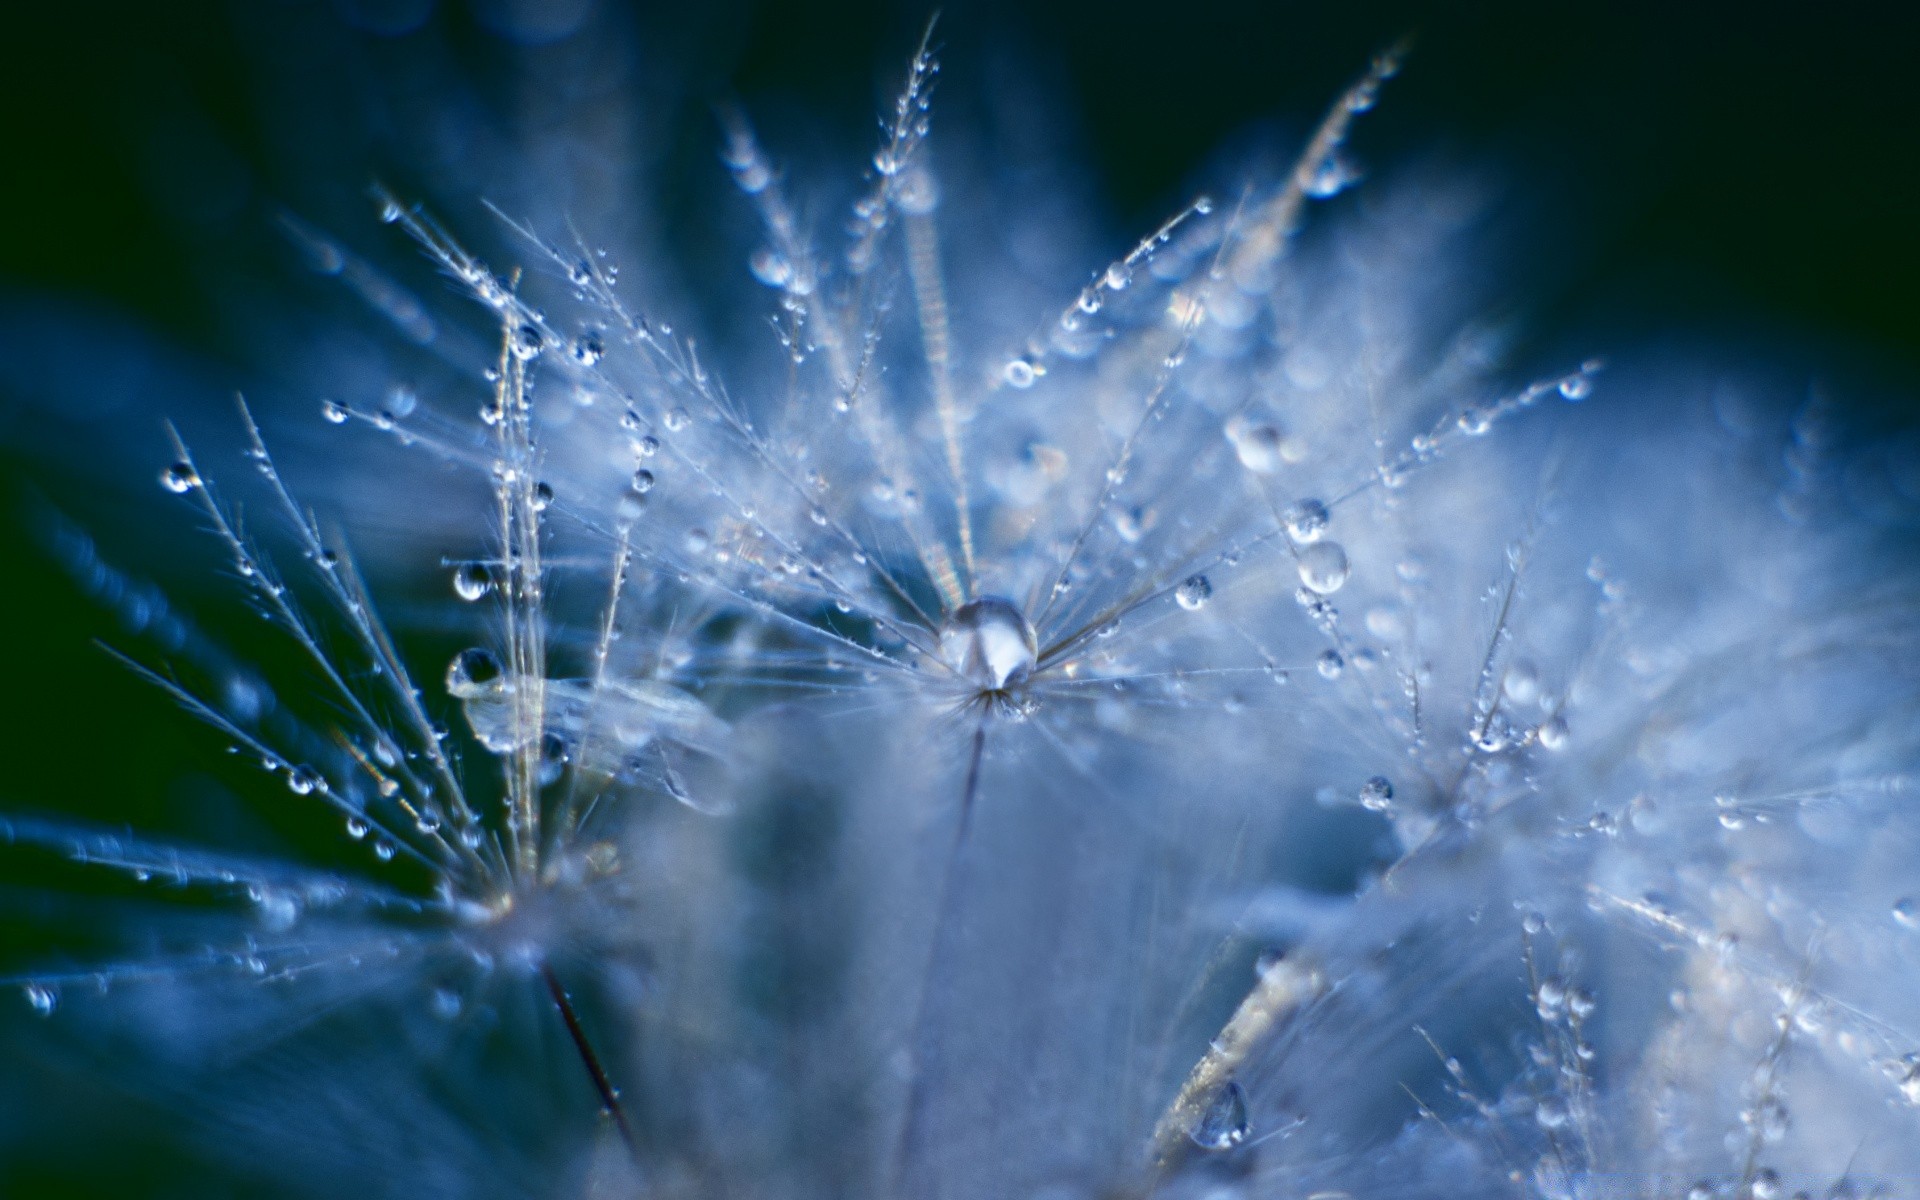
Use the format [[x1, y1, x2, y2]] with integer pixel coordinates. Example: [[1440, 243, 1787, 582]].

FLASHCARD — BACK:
[[1175, 575, 1213, 611], [453, 563, 494, 602], [160, 463, 201, 494], [939, 597, 1037, 690], [1191, 1080, 1250, 1150], [1296, 541, 1349, 594]]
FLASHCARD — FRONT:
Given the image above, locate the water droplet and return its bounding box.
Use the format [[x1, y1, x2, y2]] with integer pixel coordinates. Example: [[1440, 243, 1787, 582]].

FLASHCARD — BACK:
[[663, 407, 690, 432], [1456, 406, 1493, 435], [749, 248, 794, 289], [1535, 1096, 1569, 1130], [1316, 650, 1345, 680], [1283, 498, 1329, 543], [532, 481, 553, 511], [160, 463, 200, 494], [1751, 1169, 1781, 1200], [255, 890, 300, 932], [1537, 715, 1569, 751], [453, 563, 494, 602], [1743, 1097, 1789, 1143], [22, 983, 57, 1016], [1191, 1080, 1249, 1150], [1296, 542, 1349, 594], [1358, 775, 1394, 811], [415, 811, 442, 836], [286, 765, 322, 795], [512, 325, 544, 360], [1227, 418, 1286, 474], [635, 434, 659, 457], [345, 815, 369, 840], [571, 333, 604, 367], [1175, 575, 1213, 611], [1304, 152, 1359, 198], [1536, 976, 1567, 1020], [1503, 661, 1540, 704], [373, 840, 396, 862], [320, 399, 349, 424], [1559, 373, 1593, 401], [631, 469, 656, 494], [1112, 506, 1149, 543], [1003, 359, 1036, 389], [1893, 897, 1920, 930], [1104, 262, 1131, 290], [938, 597, 1037, 690], [446, 648, 502, 697]]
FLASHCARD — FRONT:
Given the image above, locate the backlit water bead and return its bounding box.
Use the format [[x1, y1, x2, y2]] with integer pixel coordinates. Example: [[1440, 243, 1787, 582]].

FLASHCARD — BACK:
[[453, 562, 494, 602], [1296, 542, 1349, 594], [938, 597, 1038, 690], [1894, 897, 1920, 930], [631, 469, 656, 493], [1191, 1080, 1250, 1150], [1227, 417, 1287, 474], [320, 398, 349, 424], [1316, 649, 1345, 680], [1358, 776, 1394, 811], [446, 647, 503, 695], [1175, 575, 1214, 611], [286, 765, 322, 796], [22, 982, 57, 1016], [1536, 715, 1569, 750], [1282, 498, 1330, 543], [160, 462, 201, 493], [1002, 358, 1037, 388]]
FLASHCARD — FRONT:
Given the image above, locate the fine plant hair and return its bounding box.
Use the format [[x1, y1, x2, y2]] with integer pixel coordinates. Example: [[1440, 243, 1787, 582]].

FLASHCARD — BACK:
[[5, 18, 1919, 1200]]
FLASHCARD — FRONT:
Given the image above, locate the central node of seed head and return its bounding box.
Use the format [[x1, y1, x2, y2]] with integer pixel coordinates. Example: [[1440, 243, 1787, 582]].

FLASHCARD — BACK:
[[939, 597, 1038, 691]]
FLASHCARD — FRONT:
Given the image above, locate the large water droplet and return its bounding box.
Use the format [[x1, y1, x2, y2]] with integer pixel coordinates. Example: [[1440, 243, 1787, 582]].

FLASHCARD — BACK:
[[160, 463, 201, 494], [749, 248, 794, 289], [446, 648, 503, 697], [938, 597, 1037, 690], [320, 399, 349, 424], [1227, 418, 1286, 474], [1003, 359, 1037, 389], [1191, 1080, 1249, 1150], [453, 563, 494, 602], [22, 983, 57, 1017], [1296, 542, 1349, 594], [1537, 715, 1569, 751]]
